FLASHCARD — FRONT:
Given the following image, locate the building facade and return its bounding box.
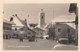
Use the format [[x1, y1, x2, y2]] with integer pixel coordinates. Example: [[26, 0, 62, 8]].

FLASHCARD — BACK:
[[55, 22, 76, 41], [3, 19, 15, 39], [45, 21, 76, 42], [12, 26, 36, 39], [12, 26, 23, 38], [33, 27, 45, 38], [69, 3, 78, 45]]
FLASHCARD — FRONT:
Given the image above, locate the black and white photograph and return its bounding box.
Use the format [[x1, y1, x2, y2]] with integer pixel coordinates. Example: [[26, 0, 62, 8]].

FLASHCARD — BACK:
[[3, 3, 78, 50]]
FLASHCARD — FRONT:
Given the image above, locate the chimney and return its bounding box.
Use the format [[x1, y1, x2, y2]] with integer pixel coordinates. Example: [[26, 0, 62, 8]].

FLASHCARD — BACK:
[[10, 17, 13, 22]]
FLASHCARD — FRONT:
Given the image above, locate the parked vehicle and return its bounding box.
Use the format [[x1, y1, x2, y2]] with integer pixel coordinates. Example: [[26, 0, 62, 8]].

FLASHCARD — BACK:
[[28, 35, 35, 42], [58, 38, 69, 44]]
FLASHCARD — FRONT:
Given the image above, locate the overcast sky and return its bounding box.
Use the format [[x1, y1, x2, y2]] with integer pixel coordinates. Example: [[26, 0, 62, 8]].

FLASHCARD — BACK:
[[3, 3, 75, 25]]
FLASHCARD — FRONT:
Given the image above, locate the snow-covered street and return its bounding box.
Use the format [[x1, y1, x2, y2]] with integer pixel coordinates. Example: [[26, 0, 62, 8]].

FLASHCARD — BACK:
[[3, 39, 57, 50], [3, 39, 78, 50]]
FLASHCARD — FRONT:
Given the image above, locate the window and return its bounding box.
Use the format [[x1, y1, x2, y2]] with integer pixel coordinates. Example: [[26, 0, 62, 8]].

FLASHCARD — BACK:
[[13, 34, 18, 36], [42, 16, 43, 19], [58, 28, 61, 32], [28, 32, 31, 34], [9, 28, 11, 30], [8, 27, 11, 30], [67, 28, 70, 33], [3, 27, 5, 30], [15, 28, 17, 31], [19, 28, 24, 31], [7, 27, 9, 30], [41, 33, 43, 35]]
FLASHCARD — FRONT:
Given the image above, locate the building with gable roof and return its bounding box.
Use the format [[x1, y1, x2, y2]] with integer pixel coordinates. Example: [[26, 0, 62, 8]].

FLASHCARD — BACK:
[[10, 14, 37, 39], [3, 19, 16, 39]]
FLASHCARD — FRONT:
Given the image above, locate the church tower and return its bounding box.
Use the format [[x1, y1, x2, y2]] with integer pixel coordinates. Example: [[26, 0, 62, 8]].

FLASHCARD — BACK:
[[39, 9, 45, 29]]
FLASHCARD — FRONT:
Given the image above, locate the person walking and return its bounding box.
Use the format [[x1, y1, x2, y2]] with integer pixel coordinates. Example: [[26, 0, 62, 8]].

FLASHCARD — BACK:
[[19, 34, 23, 42]]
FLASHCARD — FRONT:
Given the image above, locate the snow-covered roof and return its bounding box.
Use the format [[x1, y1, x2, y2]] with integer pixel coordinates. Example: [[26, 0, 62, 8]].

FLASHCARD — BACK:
[[12, 17, 24, 26], [44, 22, 56, 29], [51, 20, 75, 23], [34, 26, 45, 31], [3, 19, 16, 25], [51, 13, 75, 23]]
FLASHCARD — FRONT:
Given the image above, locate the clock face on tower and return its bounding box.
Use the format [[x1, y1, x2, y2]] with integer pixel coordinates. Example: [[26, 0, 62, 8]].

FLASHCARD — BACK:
[[42, 16, 43, 19]]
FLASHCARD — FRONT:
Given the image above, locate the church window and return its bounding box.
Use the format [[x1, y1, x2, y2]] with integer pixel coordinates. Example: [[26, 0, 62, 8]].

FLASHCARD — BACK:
[[42, 16, 43, 19], [41, 33, 42, 35], [58, 28, 61, 32]]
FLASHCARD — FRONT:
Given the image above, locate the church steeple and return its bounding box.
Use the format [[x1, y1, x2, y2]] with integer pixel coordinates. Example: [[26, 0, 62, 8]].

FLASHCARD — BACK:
[[39, 9, 45, 29]]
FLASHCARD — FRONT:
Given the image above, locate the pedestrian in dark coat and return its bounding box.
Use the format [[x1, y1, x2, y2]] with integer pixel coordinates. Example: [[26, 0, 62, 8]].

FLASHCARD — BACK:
[[19, 34, 23, 42]]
